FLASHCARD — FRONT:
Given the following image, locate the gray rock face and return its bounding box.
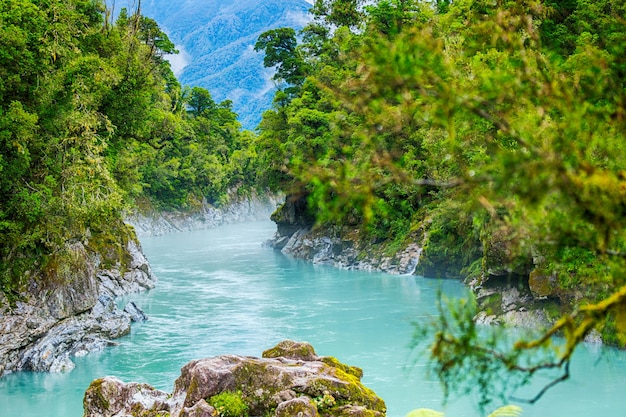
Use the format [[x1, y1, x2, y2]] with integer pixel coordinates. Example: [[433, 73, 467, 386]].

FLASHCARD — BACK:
[[17, 295, 131, 373], [83, 340, 386, 417], [266, 224, 424, 275], [124, 301, 148, 322], [98, 239, 155, 298], [83, 377, 171, 417], [126, 193, 282, 237], [0, 238, 155, 377], [265, 196, 424, 275]]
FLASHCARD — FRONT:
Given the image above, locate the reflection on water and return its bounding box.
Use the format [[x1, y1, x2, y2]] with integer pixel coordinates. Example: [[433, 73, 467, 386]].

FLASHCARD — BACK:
[[0, 221, 625, 417]]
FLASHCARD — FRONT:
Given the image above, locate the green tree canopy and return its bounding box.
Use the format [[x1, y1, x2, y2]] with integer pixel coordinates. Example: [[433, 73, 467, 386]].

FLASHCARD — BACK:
[[254, 27, 308, 90], [256, 0, 626, 409], [0, 0, 261, 298]]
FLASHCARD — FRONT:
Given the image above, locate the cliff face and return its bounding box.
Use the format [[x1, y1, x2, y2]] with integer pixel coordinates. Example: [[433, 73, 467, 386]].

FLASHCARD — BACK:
[[0, 193, 281, 377], [0, 230, 156, 377]]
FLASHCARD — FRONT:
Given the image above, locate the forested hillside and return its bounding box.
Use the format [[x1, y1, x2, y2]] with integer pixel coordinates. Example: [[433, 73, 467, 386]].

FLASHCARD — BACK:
[[130, 0, 312, 129], [253, 0, 626, 407], [0, 0, 260, 298]]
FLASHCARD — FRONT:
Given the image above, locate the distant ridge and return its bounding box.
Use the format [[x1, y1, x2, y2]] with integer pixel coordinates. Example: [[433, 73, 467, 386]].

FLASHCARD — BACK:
[[116, 0, 312, 130]]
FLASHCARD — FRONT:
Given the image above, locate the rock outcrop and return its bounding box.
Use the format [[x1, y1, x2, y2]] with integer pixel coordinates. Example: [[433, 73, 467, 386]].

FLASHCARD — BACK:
[[127, 193, 282, 237], [265, 196, 423, 275], [84, 340, 387, 417], [0, 236, 155, 377]]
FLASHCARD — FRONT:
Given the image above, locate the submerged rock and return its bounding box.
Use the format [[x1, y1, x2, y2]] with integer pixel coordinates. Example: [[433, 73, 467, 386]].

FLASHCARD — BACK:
[[83, 340, 386, 417]]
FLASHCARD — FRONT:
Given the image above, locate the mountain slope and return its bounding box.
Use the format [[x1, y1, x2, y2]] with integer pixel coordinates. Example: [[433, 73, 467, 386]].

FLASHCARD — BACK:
[[130, 0, 312, 129]]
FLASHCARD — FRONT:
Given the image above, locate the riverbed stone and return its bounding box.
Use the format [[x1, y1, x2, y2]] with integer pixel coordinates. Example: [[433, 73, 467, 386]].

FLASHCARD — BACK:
[[83, 340, 386, 417], [83, 376, 170, 417], [262, 339, 319, 361], [179, 399, 216, 417]]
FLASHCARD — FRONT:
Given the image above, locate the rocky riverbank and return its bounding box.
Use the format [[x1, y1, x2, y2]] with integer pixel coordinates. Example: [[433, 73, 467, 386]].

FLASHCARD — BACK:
[[264, 196, 422, 275], [0, 235, 155, 377], [264, 196, 601, 340], [83, 340, 386, 417], [0, 193, 282, 377]]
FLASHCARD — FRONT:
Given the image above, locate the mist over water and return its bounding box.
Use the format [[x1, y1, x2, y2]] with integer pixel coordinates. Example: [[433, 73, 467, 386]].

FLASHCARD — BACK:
[[1, 221, 625, 416]]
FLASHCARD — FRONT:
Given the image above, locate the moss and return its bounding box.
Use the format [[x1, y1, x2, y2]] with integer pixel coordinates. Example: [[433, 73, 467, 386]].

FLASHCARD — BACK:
[[85, 378, 111, 411], [320, 356, 363, 379], [600, 314, 626, 348], [303, 368, 385, 414], [87, 220, 135, 271], [334, 405, 383, 417], [540, 299, 564, 323], [233, 361, 270, 388], [232, 361, 277, 415], [478, 293, 503, 316], [130, 402, 170, 417], [262, 340, 318, 361], [276, 398, 319, 417], [184, 375, 201, 408]]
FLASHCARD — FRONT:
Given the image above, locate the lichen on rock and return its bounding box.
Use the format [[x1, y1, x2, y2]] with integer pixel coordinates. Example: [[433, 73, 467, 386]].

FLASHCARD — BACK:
[[83, 340, 386, 417]]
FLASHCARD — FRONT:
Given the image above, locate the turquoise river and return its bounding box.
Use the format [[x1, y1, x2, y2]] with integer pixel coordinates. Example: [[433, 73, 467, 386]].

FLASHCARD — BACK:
[[1, 221, 625, 416]]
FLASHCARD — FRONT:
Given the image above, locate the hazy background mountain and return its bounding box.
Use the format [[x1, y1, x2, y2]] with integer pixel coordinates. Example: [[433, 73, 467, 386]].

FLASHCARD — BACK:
[[111, 0, 312, 129]]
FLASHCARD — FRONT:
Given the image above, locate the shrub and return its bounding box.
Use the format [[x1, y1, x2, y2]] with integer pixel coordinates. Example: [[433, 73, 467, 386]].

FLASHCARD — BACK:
[[208, 390, 249, 417]]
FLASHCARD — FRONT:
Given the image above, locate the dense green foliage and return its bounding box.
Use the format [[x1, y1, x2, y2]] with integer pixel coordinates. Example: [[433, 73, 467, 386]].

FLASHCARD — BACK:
[[208, 391, 249, 417], [0, 0, 259, 296], [255, 0, 626, 408]]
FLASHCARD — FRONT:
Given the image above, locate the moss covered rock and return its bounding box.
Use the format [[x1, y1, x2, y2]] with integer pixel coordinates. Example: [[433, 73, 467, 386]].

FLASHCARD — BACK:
[[0, 227, 155, 376], [84, 340, 386, 417], [528, 269, 560, 299], [83, 377, 170, 417], [275, 397, 319, 417], [262, 339, 319, 361]]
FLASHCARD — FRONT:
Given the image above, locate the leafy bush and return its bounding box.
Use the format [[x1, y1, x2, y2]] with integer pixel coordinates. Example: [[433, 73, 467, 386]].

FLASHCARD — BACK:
[[208, 391, 249, 417]]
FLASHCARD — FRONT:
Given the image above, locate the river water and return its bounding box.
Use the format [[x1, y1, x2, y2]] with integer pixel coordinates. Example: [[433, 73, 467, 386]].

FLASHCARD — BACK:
[[1, 221, 625, 417]]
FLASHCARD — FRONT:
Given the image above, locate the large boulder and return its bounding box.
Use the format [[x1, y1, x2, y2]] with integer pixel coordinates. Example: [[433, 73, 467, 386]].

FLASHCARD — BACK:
[[83, 340, 387, 417]]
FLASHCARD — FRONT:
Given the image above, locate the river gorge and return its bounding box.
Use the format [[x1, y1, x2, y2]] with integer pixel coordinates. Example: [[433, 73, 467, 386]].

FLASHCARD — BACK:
[[1, 221, 625, 416]]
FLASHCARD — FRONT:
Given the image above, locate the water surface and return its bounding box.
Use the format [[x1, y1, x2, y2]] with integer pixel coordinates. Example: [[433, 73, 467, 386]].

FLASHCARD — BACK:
[[1, 221, 625, 416]]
